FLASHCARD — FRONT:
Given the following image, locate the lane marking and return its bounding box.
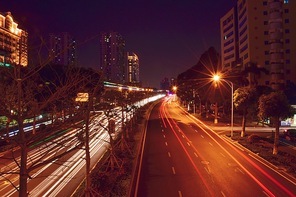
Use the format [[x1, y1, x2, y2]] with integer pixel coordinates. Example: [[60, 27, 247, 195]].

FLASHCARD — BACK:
[[178, 191, 183, 197], [262, 190, 270, 197], [209, 142, 213, 146], [194, 152, 199, 158], [201, 135, 204, 138], [235, 167, 245, 175], [165, 142, 168, 146], [172, 167, 176, 174], [168, 152, 171, 157], [204, 167, 210, 174]]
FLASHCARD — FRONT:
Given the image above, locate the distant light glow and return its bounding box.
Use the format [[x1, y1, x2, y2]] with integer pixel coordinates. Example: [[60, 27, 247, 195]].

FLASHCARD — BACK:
[[213, 75, 220, 81]]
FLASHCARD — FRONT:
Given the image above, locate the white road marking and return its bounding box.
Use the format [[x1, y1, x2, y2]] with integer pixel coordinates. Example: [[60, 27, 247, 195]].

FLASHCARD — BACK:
[[194, 152, 199, 158], [172, 167, 176, 174], [178, 191, 183, 197]]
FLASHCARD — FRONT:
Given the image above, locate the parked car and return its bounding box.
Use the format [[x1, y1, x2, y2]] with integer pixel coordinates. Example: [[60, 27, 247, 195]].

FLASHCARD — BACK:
[[283, 129, 296, 141]]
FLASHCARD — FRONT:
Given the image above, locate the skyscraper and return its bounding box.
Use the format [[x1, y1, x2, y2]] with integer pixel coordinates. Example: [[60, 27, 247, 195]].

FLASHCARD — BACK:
[[0, 12, 28, 67], [100, 32, 126, 84], [220, 0, 296, 88], [127, 52, 140, 85], [49, 32, 77, 67]]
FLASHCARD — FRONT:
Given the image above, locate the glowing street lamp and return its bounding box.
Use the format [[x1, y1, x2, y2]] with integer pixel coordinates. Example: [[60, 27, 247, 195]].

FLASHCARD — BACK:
[[172, 86, 177, 102], [172, 86, 177, 93], [213, 74, 234, 137]]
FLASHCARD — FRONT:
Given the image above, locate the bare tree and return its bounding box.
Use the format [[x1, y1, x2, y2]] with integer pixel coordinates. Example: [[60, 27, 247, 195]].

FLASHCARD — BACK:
[[0, 59, 102, 196]]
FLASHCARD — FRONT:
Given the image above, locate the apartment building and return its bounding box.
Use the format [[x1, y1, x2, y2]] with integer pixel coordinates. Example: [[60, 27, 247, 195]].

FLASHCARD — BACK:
[[99, 32, 126, 84], [0, 12, 28, 67], [220, 0, 295, 88], [127, 52, 140, 84], [49, 32, 77, 67]]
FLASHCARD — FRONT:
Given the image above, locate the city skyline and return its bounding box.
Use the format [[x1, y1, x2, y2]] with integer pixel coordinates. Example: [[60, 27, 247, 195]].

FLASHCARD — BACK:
[[1, 0, 236, 88]]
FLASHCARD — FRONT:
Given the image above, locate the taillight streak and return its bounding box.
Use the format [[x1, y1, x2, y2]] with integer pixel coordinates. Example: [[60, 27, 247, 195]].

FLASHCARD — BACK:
[[161, 100, 215, 196]]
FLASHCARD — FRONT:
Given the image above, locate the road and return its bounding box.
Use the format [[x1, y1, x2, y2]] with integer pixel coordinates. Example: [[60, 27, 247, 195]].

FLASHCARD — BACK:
[[135, 96, 296, 197], [0, 94, 165, 196], [0, 113, 112, 197]]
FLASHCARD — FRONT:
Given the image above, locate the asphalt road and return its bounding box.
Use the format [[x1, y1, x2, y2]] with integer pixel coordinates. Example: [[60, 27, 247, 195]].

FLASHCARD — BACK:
[[136, 96, 296, 197]]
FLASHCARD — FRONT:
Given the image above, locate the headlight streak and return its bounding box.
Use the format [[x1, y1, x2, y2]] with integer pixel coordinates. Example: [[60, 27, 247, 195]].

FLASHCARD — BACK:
[[3, 118, 109, 196], [2, 95, 165, 196], [1, 128, 81, 194], [31, 127, 109, 196]]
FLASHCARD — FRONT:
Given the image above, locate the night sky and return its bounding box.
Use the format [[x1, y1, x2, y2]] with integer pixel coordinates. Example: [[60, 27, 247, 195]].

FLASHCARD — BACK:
[[2, 0, 236, 88]]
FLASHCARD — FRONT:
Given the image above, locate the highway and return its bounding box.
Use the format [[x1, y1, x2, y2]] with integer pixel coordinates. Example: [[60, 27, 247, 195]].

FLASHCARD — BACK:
[[0, 94, 165, 196], [135, 96, 296, 197], [0, 113, 112, 196]]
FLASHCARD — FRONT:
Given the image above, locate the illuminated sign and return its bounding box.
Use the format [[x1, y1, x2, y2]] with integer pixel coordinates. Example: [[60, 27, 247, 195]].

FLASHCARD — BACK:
[[75, 93, 89, 102]]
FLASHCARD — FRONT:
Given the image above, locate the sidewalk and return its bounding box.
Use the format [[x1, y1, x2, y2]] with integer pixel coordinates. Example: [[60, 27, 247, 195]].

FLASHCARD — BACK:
[[202, 118, 296, 157]]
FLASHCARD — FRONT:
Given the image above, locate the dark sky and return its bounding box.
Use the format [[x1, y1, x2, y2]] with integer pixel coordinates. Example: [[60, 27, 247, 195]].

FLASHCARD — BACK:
[[2, 0, 236, 88]]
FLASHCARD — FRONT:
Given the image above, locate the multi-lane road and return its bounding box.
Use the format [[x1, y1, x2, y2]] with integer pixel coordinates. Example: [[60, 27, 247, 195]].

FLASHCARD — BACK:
[[0, 94, 165, 196], [135, 96, 296, 197], [0, 113, 113, 197]]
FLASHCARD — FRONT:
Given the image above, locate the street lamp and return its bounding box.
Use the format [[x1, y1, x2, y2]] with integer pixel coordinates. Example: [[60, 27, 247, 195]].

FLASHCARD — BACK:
[[172, 86, 177, 93], [213, 74, 234, 137], [172, 86, 177, 102]]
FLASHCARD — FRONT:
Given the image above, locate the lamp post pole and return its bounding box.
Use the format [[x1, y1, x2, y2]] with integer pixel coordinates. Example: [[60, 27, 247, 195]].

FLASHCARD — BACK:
[[213, 75, 234, 137], [223, 80, 234, 137], [229, 81, 234, 137]]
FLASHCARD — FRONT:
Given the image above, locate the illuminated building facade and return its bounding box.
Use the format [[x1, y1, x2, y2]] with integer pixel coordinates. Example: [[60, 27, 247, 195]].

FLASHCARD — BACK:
[[220, 0, 296, 88], [49, 32, 77, 67], [100, 32, 126, 84], [220, 8, 238, 72], [0, 12, 28, 67], [127, 52, 140, 84]]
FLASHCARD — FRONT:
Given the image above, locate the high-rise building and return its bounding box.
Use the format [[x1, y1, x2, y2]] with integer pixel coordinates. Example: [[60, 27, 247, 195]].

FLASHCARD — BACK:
[[100, 32, 126, 84], [49, 32, 77, 67], [0, 12, 28, 67], [127, 52, 140, 84], [220, 0, 296, 88]]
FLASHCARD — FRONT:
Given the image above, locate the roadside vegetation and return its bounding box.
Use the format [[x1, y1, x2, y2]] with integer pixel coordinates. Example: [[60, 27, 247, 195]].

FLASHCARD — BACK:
[[73, 104, 150, 196], [201, 116, 296, 179], [234, 133, 296, 178]]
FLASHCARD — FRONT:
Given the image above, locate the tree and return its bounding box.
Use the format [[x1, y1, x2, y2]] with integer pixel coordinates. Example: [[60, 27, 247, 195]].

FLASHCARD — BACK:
[[258, 91, 295, 155], [241, 62, 269, 87], [0, 63, 97, 196], [233, 87, 257, 137]]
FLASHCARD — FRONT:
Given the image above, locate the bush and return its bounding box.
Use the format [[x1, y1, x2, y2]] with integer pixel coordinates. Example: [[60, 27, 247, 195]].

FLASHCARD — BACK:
[[247, 134, 262, 143]]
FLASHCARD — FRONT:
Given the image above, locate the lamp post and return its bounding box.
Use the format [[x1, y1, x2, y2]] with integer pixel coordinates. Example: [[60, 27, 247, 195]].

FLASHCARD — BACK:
[[172, 86, 177, 102], [213, 75, 234, 137]]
